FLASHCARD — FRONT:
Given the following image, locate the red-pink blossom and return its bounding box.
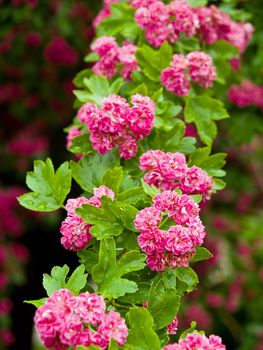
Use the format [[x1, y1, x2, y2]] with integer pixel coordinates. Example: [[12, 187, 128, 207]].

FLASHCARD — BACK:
[[90, 36, 139, 80], [78, 94, 155, 159], [161, 67, 191, 96], [34, 289, 128, 349], [227, 80, 263, 109], [187, 51, 217, 89], [168, 316, 178, 335], [134, 190, 206, 271], [45, 37, 78, 66], [179, 166, 213, 200]]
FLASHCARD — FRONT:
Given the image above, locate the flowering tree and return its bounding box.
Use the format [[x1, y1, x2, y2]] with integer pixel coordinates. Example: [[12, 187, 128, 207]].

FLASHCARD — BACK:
[[17, 0, 256, 349]]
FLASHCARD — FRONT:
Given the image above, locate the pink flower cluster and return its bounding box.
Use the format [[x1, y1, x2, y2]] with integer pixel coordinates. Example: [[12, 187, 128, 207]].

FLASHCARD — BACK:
[[91, 36, 139, 80], [134, 0, 198, 48], [161, 52, 216, 96], [34, 288, 128, 350], [44, 36, 78, 66], [134, 190, 206, 271], [227, 80, 263, 110], [195, 5, 254, 53], [133, 0, 253, 53], [162, 332, 225, 350], [168, 317, 178, 335], [77, 94, 155, 159], [93, 0, 119, 28], [140, 150, 213, 200], [60, 186, 114, 251]]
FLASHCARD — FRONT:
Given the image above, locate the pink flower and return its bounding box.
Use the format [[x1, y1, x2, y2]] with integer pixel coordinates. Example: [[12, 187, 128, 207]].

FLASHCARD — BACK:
[[140, 150, 165, 171], [65, 197, 91, 216], [98, 311, 128, 346], [91, 36, 118, 56], [195, 4, 253, 55], [130, 0, 158, 9], [45, 37, 78, 66], [178, 332, 226, 350], [137, 227, 166, 254], [227, 80, 263, 109], [162, 345, 182, 350], [90, 37, 139, 80], [171, 54, 189, 71], [187, 51, 217, 88], [168, 317, 178, 335], [118, 135, 138, 160], [93, 185, 115, 201], [78, 94, 155, 159], [0, 298, 13, 315], [77, 292, 106, 326], [91, 36, 119, 79], [61, 187, 114, 251], [169, 194, 200, 225], [168, 0, 199, 37], [135, 191, 206, 271], [34, 289, 128, 349], [165, 225, 194, 255], [60, 215, 92, 251], [119, 42, 140, 80], [134, 206, 162, 232], [179, 166, 213, 200], [161, 67, 191, 96], [127, 96, 155, 139], [93, 0, 119, 28]]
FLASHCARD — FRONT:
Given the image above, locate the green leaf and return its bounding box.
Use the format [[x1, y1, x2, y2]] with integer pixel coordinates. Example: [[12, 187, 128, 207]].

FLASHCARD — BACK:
[[43, 264, 87, 297], [187, 0, 207, 6], [148, 280, 180, 330], [109, 339, 119, 350], [110, 77, 124, 94], [136, 42, 173, 82], [207, 40, 239, 60], [118, 186, 145, 204], [70, 151, 119, 193], [101, 167, 123, 194], [43, 265, 69, 296], [73, 69, 91, 88], [179, 321, 197, 340], [125, 307, 160, 350], [68, 133, 92, 155], [131, 83, 148, 96], [83, 75, 110, 98], [78, 246, 100, 275], [18, 159, 71, 212], [184, 96, 229, 145], [66, 265, 88, 295], [118, 282, 151, 304], [97, 3, 141, 42], [163, 119, 185, 150], [175, 267, 199, 292], [84, 52, 100, 63], [24, 298, 48, 308], [77, 197, 125, 240], [118, 203, 138, 231], [190, 246, 213, 263], [189, 147, 227, 177], [141, 180, 161, 198], [92, 238, 145, 299], [212, 178, 226, 191], [73, 90, 101, 104]]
